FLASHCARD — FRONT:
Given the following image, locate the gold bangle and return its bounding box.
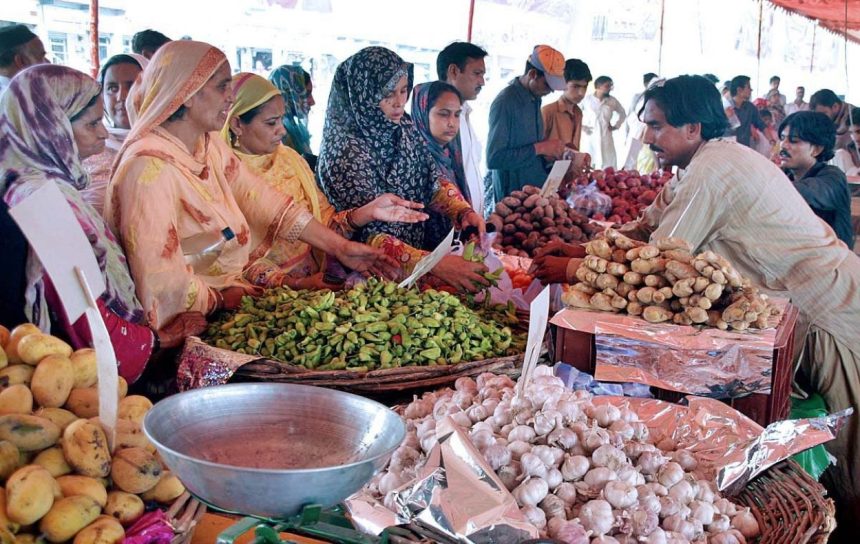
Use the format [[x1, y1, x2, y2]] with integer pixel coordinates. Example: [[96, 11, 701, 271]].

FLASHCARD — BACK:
[[346, 210, 361, 230]]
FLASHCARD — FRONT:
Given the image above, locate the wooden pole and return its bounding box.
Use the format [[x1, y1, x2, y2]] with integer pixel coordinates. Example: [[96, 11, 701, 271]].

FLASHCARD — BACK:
[[658, 0, 666, 73], [467, 0, 475, 41], [89, 0, 99, 79], [756, 0, 763, 91], [810, 24, 816, 73]]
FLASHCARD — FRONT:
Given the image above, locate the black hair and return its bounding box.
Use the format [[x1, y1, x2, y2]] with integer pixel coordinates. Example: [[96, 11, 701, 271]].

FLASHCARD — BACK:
[[524, 60, 544, 78], [759, 109, 772, 120], [594, 76, 612, 87], [436, 42, 487, 81], [69, 94, 101, 123], [769, 75, 781, 84], [809, 89, 841, 109], [730, 75, 750, 97], [640, 75, 729, 140], [131, 29, 170, 55], [98, 54, 143, 84], [0, 43, 28, 68], [850, 107, 860, 126], [166, 105, 187, 122], [426, 80, 463, 109], [778, 111, 836, 162], [564, 59, 591, 83], [643, 72, 658, 86], [702, 73, 719, 85]]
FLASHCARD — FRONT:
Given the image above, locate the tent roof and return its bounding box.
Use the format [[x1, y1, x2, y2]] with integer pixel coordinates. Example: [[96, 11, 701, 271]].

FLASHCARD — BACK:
[[768, 0, 860, 43]]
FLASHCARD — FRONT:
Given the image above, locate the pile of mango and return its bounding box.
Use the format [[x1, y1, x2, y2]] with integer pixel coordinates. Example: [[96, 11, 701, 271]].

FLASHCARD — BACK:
[[0, 324, 182, 543], [205, 277, 525, 371]]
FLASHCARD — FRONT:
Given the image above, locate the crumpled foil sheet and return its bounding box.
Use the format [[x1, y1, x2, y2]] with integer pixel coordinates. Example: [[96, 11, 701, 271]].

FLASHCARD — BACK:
[[176, 336, 258, 391], [550, 298, 789, 396], [347, 393, 850, 539], [346, 416, 538, 542]]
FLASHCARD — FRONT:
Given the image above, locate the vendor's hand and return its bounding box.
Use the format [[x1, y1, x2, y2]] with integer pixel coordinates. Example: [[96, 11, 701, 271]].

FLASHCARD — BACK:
[[533, 240, 586, 259], [535, 139, 566, 160], [335, 240, 401, 280], [533, 256, 580, 285], [457, 209, 486, 238], [432, 255, 488, 293], [282, 273, 344, 291], [220, 285, 264, 311], [157, 311, 208, 349], [354, 194, 428, 226]]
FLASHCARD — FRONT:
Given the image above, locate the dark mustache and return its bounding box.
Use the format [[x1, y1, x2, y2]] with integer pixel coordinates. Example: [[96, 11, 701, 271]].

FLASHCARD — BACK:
[[649, 144, 664, 153], [779, 150, 791, 158]]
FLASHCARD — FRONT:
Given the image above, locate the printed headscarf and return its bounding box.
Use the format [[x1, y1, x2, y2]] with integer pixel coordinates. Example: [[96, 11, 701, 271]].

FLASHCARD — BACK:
[[268, 65, 313, 156], [0, 64, 144, 329]]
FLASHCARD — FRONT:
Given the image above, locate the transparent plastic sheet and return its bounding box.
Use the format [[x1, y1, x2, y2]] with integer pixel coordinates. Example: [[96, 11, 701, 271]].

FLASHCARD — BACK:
[[567, 180, 612, 217], [344, 416, 539, 542], [550, 299, 789, 397], [590, 396, 851, 493]]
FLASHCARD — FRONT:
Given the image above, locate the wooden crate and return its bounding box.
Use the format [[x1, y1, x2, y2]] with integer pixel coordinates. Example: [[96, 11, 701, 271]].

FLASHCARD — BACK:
[[552, 305, 799, 427]]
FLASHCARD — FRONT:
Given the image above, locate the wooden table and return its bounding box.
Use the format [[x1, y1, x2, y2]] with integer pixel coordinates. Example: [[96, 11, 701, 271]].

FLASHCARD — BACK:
[[192, 513, 328, 544]]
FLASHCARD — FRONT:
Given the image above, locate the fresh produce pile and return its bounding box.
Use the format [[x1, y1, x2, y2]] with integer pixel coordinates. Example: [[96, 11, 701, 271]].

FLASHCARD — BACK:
[[204, 278, 525, 371], [370, 369, 761, 543], [562, 168, 673, 225], [0, 324, 182, 543], [562, 230, 780, 330], [488, 185, 599, 258]]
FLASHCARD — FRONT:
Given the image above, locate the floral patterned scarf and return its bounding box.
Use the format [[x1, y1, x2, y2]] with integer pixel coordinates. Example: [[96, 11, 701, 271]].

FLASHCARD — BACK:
[[317, 46, 442, 248], [0, 64, 144, 329]]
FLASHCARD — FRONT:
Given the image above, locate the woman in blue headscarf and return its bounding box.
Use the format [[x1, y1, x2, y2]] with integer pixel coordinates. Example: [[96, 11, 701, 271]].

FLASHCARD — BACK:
[[268, 65, 316, 168]]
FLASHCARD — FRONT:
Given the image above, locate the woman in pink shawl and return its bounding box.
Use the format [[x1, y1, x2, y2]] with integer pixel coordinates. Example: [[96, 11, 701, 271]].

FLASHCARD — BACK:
[[107, 41, 404, 329], [0, 64, 206, 382]]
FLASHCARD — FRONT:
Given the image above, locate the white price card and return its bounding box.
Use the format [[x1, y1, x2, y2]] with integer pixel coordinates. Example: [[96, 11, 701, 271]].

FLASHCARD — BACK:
[[398, 228, 455, 289], [517, 285, 550, 396], [540, 160, 571, 197]]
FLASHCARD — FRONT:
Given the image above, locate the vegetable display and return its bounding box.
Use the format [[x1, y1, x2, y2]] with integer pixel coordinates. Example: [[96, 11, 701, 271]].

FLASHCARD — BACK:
[[488, 185, 599, 258], [0, 323, 180, 543], [371, 368, 761, 543], [562, 230, 780, 330], [204, 278, 525, 371], [561, 168, 673, 225]]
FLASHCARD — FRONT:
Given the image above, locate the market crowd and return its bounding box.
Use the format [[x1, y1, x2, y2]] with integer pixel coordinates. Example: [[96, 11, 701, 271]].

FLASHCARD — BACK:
[[0, 24, 859, 538]]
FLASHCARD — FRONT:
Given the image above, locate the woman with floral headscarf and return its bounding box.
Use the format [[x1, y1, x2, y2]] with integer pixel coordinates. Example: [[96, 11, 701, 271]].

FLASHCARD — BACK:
[[107, 41, 399, 329], [0, 64, 206, 382], [222, 72, 427, 290], [268, 65, 315, 166], [318, 46, 488, 292]]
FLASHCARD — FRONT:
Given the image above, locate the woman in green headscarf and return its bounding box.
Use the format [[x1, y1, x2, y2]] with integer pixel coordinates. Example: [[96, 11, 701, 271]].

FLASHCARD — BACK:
[[222, 72, 427, 290], [268, 65, 316, 168]]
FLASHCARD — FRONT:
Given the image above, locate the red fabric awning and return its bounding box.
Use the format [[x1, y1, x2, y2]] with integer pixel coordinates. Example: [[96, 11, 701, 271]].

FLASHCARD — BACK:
[[768, 0, 860, 43]]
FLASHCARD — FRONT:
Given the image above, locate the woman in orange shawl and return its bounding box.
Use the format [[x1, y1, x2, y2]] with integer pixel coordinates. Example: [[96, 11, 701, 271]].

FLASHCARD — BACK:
[[221, 73, 428, 290], [107, 41, 400, 329]]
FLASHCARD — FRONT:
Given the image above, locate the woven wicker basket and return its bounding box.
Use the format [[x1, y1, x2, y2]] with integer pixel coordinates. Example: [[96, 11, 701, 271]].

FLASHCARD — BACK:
[[735, 460, 835, 544]]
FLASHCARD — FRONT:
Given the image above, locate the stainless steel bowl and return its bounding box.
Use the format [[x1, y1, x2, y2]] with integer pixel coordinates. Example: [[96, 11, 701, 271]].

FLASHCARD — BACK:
[[143, 383, 405, 519]]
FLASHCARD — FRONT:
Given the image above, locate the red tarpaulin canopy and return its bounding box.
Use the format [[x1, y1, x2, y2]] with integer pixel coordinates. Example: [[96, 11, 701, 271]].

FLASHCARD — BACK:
[[769, 0, 860, 43]]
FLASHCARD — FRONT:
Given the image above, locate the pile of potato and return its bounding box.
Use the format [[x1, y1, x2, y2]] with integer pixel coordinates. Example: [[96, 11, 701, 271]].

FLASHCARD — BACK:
[[488, 185, 599, 258], [0, 323, 183, 543], [562, 230, 780, 330]]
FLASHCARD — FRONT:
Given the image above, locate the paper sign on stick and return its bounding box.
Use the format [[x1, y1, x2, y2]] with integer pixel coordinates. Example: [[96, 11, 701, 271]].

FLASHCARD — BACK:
[[516, 285, 550, 397], [540, 160, 571, 197], [398, 228, 455, 289], [10, 182, 119, 448]]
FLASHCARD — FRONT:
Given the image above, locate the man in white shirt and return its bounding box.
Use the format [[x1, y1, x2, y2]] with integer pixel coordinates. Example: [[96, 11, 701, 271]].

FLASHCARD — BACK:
[[786, 86, 810, 115], [766, 75, 787, 107], [0, 24, 48, 94], [438, 42, 488, 216]]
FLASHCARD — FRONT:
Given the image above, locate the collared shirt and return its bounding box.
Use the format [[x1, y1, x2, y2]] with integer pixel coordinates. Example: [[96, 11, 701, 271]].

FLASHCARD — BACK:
[[486, 78, 547, 201], [785, 100, 809, 115], [542, 96, 583, 151], [789, 162, 855, 248], [631, 139, 859, 346], [459, 101, 485, 217]]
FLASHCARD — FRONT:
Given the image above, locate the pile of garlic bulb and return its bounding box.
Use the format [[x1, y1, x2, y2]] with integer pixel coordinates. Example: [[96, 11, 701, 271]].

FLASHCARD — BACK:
[[369, 368, 761, 544]]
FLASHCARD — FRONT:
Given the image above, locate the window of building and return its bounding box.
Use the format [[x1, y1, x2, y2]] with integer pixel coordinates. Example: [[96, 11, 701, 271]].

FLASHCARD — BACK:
[[48, 32, 67, 63]]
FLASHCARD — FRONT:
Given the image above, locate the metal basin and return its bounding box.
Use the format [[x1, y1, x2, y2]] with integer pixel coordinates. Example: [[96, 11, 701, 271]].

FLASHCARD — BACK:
[[143, 383, 405, 519]]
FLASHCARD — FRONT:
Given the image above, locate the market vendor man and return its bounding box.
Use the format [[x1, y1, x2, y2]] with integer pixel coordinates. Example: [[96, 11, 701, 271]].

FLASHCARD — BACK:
[[533, 75, 860, 534]]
